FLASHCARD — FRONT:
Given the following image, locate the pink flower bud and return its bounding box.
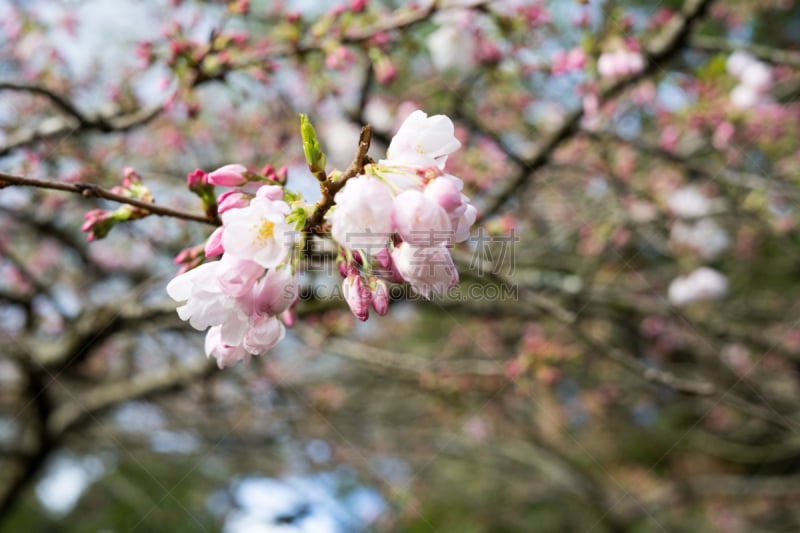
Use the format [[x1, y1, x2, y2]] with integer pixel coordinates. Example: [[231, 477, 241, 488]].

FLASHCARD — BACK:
[[337, 259, 349, 278], [122, 166, 141, 187], [374, 56, 397, 85], [343, 272, 370, 321], [374, 246, 404, 283], [374, 247, 392, 269], [276, 166, 288, 184], [217, 190, 248, 214], [281, 309, 296, 328], [424, 177, 463, 212], [81, 209, 114, 241], [187, 168, 208, 189], [371, 280, 389, 316], [351, 0, 367, 12], [173, 244, 203, 265], [204, 226, 225, 257], [208, 164, 248, 187], [255, 184, 284, 201]]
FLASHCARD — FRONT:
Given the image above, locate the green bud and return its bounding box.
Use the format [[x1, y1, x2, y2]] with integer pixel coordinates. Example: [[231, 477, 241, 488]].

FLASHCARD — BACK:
[[300, 113, 327, 176]]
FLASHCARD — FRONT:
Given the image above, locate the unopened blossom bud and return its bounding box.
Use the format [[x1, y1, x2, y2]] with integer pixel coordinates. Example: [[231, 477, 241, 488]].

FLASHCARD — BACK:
[[217, 190, 248, 214], [204, 226, 225, 257], [374, 247, 392, 269], [208, 164, 248, 187], [372, 52, 397, 85], [374, 251, 405, 284], [173, 247, 203, 274], [371, 279, 389, 316], [186, 168, 208, 190], [122, 166, 141, 187], [255, 184, 284, 201], [281, 308, 296, 328], [424, 176, 463, 212], [173, 244, 203, 266], [276, 166, 288, 185], [81, 209, 115, 241], [350, 0, 367, 12], [343, 271, 370, 321], [337, 258, 349, 278]]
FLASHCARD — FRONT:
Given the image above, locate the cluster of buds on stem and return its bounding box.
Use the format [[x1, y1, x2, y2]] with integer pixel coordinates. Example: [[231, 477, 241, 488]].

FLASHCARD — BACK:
[[81, 167, 154, 241]]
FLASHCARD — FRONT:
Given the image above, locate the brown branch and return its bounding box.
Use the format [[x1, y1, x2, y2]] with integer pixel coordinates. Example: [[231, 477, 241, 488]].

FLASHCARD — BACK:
[[479, 0, 714, 220], [299, 326, 505, 377], [48, 360, 217, 437], [235, 0, 493, 70], [302, 125, 373, 235], [691, 35, 800, 68], [0, 82, 109, 129], [583, 129, 800, 201], [575, 326, 716, 397], [0, 103, 163, 158], [0, 171, 218, 226]]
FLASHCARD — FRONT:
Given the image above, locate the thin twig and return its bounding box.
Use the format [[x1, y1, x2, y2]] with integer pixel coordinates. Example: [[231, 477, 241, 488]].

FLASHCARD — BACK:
[[0, 82, 110, 130], [0, 171, 218, 226]]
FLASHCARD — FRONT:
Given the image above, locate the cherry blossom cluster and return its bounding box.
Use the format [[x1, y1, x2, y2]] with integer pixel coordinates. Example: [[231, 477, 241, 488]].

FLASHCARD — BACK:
[[329, 110, 477, 319], [167, 165, 300, 368], [167, 110, 477, 368]]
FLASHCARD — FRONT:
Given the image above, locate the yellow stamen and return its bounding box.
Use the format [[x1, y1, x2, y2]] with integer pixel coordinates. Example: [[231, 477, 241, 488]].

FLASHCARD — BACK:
[[252, 219, 275, 245]]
